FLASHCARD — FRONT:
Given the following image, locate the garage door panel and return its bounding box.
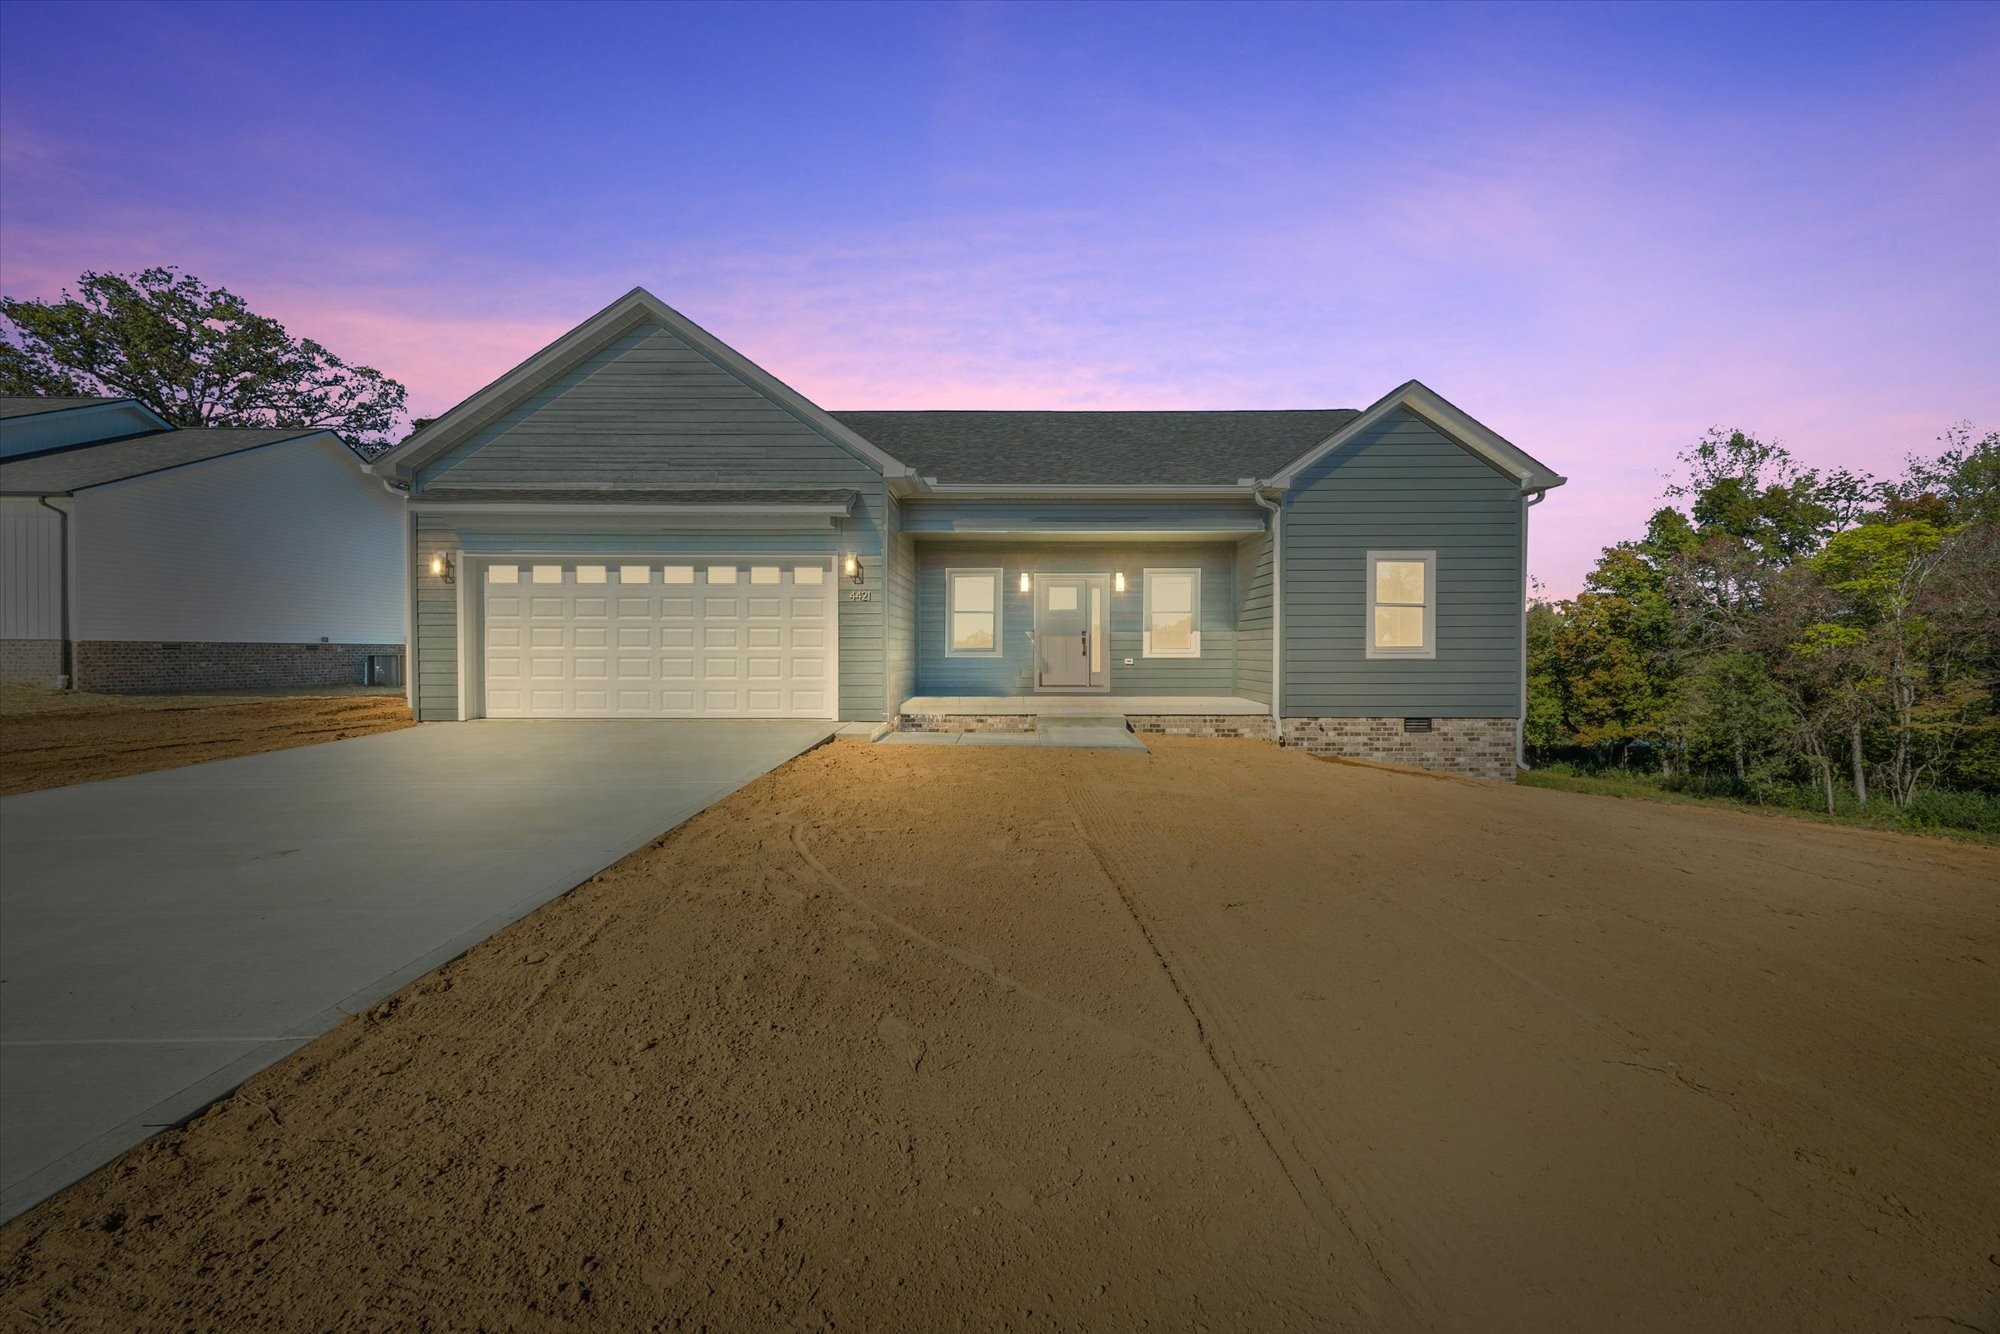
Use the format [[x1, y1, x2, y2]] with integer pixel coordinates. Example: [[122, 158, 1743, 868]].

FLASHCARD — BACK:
[[485, 561, 831, 719]]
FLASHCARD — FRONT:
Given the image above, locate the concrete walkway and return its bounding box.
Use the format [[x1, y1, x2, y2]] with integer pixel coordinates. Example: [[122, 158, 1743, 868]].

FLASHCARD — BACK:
[[879, 716, 1148, 750], [0, 719, 833, 1222]]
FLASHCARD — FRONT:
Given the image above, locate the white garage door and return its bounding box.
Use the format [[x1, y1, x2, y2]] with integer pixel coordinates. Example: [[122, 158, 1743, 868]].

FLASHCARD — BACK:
[[482, 561, 833, 718]]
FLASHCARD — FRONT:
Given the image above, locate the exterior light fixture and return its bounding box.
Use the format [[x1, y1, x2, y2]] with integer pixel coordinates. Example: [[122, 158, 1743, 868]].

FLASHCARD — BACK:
[[843, 553, 862, 584], [1114, 571, 1127, 593], [1018, 572, 1031, 593], [430, 552, 456, 584]]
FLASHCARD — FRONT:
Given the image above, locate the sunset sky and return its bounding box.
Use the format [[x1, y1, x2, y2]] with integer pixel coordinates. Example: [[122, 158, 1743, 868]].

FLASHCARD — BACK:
[[2, 1, 1994, 595]]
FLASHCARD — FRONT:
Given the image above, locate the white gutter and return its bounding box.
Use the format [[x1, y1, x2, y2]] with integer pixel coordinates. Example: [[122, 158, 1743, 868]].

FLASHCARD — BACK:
[[1517, 487, 1549, 770], [909, 481, 1260, 499], [1251, 486, 1283, 726]]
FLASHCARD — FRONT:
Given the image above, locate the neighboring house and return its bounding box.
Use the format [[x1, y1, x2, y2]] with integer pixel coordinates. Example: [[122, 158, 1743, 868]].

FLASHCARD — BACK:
[[0, 397, 406, 692], [369, 288, 1566, 779]]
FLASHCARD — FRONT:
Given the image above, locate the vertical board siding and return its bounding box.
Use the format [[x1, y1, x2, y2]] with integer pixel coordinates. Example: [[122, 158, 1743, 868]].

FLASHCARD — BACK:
[[72, 437, 406, 644], [1281, 407, 1522, 717], [913, 542, 1240, 697], [1234, 534, 1273, 705], [0, 499, 65, 639], [410, 319, 890, 722]]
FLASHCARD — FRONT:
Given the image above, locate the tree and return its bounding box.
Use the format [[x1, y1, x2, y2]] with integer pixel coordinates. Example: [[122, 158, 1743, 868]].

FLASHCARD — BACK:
[[0, 267, 407, 448]]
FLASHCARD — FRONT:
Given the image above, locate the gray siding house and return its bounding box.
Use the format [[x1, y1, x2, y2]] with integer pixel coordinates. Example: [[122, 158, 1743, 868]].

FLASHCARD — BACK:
[[370, 289, 1565, 779]]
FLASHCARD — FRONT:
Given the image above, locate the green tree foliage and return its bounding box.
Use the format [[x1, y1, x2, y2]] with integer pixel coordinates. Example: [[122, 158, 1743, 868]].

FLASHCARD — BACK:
[[0, 268, 408, 448], [1531, 424, 1999, 811]]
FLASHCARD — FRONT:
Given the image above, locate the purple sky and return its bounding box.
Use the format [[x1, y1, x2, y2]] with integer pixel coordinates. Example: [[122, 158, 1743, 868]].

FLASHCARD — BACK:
[[3, 2, 1994, 595]]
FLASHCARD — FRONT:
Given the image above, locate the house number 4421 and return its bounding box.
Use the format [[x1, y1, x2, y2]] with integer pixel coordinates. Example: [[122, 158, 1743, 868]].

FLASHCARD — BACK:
[[845, 589, 875, 601]]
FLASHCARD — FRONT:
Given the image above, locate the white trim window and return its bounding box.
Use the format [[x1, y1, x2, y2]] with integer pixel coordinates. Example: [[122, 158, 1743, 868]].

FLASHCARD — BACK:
[[1142, 568, 1201, 658], [945, 567, 1003, 656], [1366, 550, 1437, 659]]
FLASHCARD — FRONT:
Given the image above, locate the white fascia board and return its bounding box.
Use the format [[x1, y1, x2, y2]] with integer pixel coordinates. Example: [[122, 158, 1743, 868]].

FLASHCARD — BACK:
[[911, 482, 1261, 499], [371, 288, 912, 481], [1264, 380, 1567, 494], [407, 501, 855, 517]]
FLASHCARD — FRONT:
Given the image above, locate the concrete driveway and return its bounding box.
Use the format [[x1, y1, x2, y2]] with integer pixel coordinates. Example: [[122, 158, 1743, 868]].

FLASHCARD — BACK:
[[0, 718, 834, 1221]]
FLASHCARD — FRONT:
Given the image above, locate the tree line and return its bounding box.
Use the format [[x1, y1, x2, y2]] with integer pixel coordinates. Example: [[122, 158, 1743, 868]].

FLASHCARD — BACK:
[[1526, 425, 1999, 814]]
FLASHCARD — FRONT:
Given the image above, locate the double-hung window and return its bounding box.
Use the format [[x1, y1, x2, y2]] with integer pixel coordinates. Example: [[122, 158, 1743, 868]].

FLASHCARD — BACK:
[[1142, 568, 1201, 658], [946, 568, 1003, 656], [1366, 551, 1436, 659]]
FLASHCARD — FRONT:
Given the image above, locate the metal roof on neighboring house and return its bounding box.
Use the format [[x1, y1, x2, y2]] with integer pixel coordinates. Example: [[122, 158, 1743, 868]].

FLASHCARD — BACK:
[[412, 486, 859, 509], [829, 409, 1363, 486], [0, 395, 137, 420], [0, 428, 349, 494]]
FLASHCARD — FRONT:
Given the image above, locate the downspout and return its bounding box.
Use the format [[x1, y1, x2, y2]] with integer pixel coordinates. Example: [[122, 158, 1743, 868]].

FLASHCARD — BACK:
[[36, 496, 71, 689], [1252, 486, 1283, 730], [1517, 487, 1549, 770]]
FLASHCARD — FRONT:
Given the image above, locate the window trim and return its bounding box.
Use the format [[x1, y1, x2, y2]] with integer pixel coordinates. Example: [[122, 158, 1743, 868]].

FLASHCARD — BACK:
[[1141, 567, 1202, 659], [944, 566, 1004, 658], [1365, 550, 1437, 660]]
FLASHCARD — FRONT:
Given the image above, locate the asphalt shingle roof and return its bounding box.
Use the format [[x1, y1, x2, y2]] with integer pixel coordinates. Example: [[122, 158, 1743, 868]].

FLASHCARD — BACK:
[[0, 428, 343, 494], [830, 409, 1361, 486], [0, 395, 133, 420]]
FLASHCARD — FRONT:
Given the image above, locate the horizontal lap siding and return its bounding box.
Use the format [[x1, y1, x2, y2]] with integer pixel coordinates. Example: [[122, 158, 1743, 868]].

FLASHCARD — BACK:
[[1234, 534, 1273, 705], [415, 513, 459, 720], [899, 499, 1265, 534], [1282, 408, 1522, 717], [411, 320, 888, 722], [914, 542, 1239, 697], [885, 499, 917, 712]]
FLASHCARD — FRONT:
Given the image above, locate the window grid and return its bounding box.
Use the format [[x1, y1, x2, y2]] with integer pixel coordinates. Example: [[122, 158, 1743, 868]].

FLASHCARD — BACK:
[[945, 567, 1003, 657], [1142, 567, 1202, 658]]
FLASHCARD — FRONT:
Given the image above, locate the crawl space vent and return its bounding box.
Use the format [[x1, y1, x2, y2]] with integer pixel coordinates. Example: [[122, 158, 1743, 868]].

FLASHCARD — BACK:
[[1402, 717, 1433, 734]]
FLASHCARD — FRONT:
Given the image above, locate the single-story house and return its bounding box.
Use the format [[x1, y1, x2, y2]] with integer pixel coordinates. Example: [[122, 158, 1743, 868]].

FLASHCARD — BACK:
[[369, 288, 1566, 779], [0, 396, 406, 692]]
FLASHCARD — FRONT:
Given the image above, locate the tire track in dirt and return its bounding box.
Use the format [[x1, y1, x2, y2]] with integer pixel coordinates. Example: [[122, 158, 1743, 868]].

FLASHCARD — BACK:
[[1061, 779, 1411, 1327], [787, 822, 1183, 1065]]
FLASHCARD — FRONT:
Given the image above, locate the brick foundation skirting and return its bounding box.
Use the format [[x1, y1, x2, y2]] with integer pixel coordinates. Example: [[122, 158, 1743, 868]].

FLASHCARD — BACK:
[[0, 639, 65, 687], [1125, 714, 1278, 741], [72, 641, 404, 694], [1279, 716, 1518, 781], [896, 713, 1038, 733]]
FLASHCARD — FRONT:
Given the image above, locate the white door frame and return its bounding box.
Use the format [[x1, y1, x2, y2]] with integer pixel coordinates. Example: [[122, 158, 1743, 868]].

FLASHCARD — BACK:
[[460, 552, 839, 721], [1032, 572, 1110, 694]]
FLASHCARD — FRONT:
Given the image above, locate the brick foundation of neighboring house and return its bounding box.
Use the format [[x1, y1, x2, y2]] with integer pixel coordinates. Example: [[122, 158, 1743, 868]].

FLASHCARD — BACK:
[[0, 639, 65, 686], [896, 713, 1039, 733], [71, 641, 405, 694], [1125, 714, 1279, 741], [1278, 716, 1518, 781]]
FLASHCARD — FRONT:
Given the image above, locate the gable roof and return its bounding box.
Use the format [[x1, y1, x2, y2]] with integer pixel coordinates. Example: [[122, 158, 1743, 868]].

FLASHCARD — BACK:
[[0, 428, 352, 495], [1267, 380, 1565, 493], [370, 288, 911, 481], [831, 410, 1362, 487]]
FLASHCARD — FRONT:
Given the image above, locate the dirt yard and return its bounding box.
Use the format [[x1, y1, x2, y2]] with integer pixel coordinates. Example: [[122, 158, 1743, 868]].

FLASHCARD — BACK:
[[2, 738, 1994, 1332], [0, 684, 414, 796]]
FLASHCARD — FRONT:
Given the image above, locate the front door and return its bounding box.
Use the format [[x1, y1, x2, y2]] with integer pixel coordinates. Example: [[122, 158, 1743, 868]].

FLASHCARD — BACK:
[[1034, 574, 1108, 691]]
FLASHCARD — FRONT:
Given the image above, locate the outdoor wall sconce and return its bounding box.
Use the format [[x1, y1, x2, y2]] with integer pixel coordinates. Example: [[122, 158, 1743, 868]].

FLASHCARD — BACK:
[[1114, 571, 1127, 593], [843, 553, 862, 583], [430, 552, 456, 584], [1018, 571, 1032, 593]]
